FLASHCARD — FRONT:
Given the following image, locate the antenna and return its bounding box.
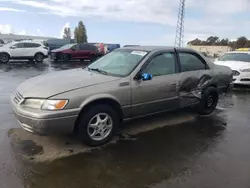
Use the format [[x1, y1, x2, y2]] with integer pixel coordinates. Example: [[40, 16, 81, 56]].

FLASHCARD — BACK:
[[175, 0, 185, 47]]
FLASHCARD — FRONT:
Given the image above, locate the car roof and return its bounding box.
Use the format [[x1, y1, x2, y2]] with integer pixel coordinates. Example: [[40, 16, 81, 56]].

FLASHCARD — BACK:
[[121, 46, 195, 52]]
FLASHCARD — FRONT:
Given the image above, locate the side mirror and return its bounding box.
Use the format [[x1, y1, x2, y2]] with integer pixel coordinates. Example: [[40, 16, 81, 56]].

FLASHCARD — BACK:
[[10, 46, 16, 49], [142, 73, 153, 81]]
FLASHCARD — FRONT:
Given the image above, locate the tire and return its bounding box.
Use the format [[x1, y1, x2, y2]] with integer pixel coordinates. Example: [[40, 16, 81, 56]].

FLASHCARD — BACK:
[[63, 54, 71, 62], [197, 87, 219, 115], [76, 104, 119, 147], [0, 53, 10, 63], [34, 53, 44, 63]]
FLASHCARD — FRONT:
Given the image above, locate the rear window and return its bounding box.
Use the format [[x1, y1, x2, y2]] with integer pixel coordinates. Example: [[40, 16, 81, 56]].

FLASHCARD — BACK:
[[24, 43, 41, 48], [79, 44, 97, 50]]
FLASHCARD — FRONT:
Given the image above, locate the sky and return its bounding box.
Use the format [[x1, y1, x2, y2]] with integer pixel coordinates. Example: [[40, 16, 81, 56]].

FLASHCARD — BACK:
[[0, 0, 250, 46]]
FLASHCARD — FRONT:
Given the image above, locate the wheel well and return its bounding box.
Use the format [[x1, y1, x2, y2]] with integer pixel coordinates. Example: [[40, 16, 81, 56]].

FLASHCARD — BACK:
[[0, 52, 10, 57], [209, 84, 217, 88], [34, 52, 44, 57], [74, 98, 123, 133]]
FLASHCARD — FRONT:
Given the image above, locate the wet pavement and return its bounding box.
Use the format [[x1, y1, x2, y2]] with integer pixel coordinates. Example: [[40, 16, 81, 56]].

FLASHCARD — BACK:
[[1, 60, 250, 188]]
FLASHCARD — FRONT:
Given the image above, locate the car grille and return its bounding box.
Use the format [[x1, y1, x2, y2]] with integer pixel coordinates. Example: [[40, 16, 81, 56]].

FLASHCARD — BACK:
[[241, 78, 250, 82], [232, 70, 240, 76], [13, 91, 23, 104]]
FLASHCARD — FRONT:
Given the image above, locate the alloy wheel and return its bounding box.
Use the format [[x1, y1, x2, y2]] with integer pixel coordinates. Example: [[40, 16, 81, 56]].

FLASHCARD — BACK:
[[87, 113, 113, 141]]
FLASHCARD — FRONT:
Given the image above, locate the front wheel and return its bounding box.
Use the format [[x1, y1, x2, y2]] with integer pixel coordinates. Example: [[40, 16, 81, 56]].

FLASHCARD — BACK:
[[63, 54, 71, 62], [197, 87, 219, 115], [34, 53, 44, 63], [76, 105, 119, 147], [0, 53, 10, 63]]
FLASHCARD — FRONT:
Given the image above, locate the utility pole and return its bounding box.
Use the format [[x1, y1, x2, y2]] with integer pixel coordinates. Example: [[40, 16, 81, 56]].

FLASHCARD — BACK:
[[175, 0, 185, 47]]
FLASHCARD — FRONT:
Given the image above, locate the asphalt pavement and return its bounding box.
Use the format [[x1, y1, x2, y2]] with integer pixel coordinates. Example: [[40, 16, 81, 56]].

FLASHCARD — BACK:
[[1, 60, 250, 188]]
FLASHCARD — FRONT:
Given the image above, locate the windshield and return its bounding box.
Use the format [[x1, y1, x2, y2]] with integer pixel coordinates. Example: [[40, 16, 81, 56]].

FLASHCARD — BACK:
[[218, 53, 250, 62], [0, 42, 15, 48], [60, 44, 76, 50], [88, 49, 148, 77]]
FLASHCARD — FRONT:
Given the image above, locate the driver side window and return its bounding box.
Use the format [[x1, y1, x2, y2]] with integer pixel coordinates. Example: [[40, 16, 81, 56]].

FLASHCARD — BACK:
[[143, 53, 176, 77]]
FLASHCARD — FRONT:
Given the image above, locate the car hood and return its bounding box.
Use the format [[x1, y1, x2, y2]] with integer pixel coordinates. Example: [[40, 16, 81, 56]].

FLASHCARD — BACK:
[[17, 69, 120, 98], [214, 60, 250, 70], [51, 48, 65, 53]]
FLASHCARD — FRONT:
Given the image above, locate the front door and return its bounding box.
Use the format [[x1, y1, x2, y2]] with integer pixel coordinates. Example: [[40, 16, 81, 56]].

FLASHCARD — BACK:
[[131, 52, 180, 117], [9, 43, 26, 57]]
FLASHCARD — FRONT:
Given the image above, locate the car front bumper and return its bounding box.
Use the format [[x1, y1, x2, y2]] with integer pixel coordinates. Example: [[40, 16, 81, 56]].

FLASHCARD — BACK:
[[233, 72, 250, 85], [13, 109, 78, 135], [11, 93, 79, 135]]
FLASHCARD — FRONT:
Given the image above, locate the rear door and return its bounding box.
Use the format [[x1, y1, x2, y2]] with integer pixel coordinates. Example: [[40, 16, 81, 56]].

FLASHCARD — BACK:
[[177, 50, 212, 108], [78, 44, 97, 59], [131, 50, 180, 117], [23, 43, 41, 57]]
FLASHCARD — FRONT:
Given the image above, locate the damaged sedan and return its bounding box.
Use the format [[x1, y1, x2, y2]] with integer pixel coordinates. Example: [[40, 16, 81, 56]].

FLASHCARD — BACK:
[[11, 46, 232, 146]]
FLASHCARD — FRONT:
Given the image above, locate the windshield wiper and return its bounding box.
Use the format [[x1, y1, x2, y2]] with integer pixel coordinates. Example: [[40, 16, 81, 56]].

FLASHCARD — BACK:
[[88, 67, 108, 75]]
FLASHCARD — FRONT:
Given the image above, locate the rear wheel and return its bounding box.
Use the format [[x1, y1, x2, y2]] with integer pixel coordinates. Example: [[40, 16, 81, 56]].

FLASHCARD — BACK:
[[76, 104, 119, 147], [34, 53, 44, 63], [0, 53, 10, 63], [197, 87, 219, 115]]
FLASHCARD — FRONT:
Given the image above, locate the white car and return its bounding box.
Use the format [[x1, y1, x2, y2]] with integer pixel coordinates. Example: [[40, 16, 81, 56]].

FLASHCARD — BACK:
[[214, 51, 250, 85], [0, 41, 48, 63]]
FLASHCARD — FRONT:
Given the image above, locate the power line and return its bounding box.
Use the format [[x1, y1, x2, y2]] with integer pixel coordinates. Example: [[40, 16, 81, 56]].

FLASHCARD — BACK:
[[175, 0, 185, 47]]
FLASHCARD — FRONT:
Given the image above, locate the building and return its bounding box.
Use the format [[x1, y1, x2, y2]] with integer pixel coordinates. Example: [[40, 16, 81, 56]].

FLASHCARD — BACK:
[[0, 33, 56, 43], [187, 44, 232, 57]]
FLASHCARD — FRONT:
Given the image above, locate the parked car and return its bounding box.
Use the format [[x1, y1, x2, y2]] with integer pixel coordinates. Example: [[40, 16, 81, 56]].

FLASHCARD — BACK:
[[105, 44, 120, 52], [45, 39, 76, 54], [51, 43, 104, 62], [0, 41, 48, 63], [214, 51, 250, 85], [88, 43, 106, 55], [11, 46, 232, 146]]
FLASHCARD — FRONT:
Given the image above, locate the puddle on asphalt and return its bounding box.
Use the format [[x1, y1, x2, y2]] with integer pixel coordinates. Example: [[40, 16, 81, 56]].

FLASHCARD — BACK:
[[18, 114, 227, 188]]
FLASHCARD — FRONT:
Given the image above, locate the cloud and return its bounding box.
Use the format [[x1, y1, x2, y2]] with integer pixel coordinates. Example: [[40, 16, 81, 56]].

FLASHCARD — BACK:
[[14, 0, 178, 26], [188, 0, 250, 15], [0, 7, 25, 12], [4, 0, 250, 44], [37, 29, 44, 36], [18, 30, 28, 35], [0, 24, 14, 34]]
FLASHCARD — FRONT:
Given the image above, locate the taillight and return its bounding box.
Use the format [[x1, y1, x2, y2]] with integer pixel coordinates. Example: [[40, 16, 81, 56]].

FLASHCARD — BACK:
[[43, 47, 48, 50]]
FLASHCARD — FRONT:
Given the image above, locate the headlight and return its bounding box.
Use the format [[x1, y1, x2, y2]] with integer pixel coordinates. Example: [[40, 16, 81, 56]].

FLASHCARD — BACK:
[[42, 100, 68, 110], [22, 99, 45, 109], [240, 68, 250, 72], [22, 99, 68, 110]]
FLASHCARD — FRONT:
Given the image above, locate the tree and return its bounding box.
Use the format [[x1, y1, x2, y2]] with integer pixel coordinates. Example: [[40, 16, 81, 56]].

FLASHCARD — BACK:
[[220, 38, 229, 46], [63, 27, 71, 39], [187, 38, 202, 45], [74, 27, 78, 42], [206, 36, 219, 45], [236, 36, 248, 48], [74, 21, 88, 43]]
